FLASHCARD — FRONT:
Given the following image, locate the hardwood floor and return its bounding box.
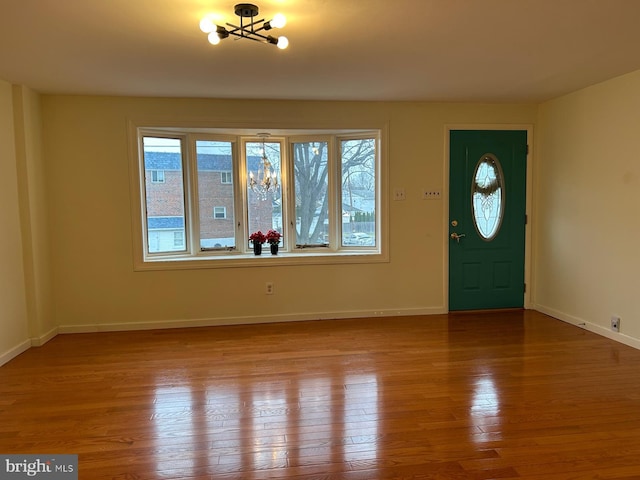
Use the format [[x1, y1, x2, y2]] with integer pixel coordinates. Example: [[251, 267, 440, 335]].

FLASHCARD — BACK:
[[2, 310, 640, 479]]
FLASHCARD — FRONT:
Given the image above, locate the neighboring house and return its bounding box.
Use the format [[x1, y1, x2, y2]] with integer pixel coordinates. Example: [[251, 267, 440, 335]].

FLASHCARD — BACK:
[[144, 151, 272, 252], [147, 216, 185, 252]]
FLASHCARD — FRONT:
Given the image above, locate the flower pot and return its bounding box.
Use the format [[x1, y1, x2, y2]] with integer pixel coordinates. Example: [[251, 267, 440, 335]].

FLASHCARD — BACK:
[[253, 243, 262, 256], [270, 243, 279, 255]]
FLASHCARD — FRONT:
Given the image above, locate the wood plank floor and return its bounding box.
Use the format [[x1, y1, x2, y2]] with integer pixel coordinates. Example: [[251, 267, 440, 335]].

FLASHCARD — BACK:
[[2, 310, 640, 479]]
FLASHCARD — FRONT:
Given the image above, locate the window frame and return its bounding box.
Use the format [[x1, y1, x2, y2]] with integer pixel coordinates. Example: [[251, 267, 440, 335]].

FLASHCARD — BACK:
[[213, 206, 227, 219], [242, 135, 287, 250], [150, 169, 165, 183], [129, 123, 388, 271], [173, 230, 184, 248], [288, 135, 334, 249], [220, 171, 232, 184]]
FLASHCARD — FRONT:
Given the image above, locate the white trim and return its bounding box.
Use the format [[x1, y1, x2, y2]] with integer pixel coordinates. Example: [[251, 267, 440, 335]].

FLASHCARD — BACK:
[[57, 307, 447, 334], [444, 124, 534, 312], [30, 326, 59, 347], [220, 171, 232, 184], [535, 305, 640, 351], [213, 206, 227, 219], [36, 307, 640, 352], [0, 339, 31, 367], [128, 121, 390, 270], [0, 327, 60, 366], [150, 169, 165, 183]]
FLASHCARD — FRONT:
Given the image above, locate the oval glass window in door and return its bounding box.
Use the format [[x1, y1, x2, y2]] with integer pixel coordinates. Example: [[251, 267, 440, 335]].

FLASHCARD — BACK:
[[471, 154, 505, 241]]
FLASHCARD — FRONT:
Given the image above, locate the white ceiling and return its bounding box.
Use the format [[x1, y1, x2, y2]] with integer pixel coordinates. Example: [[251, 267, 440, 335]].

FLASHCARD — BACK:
[[2, 0, 640, 102]]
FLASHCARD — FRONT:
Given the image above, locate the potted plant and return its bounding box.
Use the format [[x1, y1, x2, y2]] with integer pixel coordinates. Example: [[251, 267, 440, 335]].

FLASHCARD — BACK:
[[249, 231, 266, 255], [266, 229, 282, 255]]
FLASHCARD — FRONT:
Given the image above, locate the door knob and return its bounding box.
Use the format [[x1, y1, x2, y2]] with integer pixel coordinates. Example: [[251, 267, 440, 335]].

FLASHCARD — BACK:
[[450, 232, 466, 243]]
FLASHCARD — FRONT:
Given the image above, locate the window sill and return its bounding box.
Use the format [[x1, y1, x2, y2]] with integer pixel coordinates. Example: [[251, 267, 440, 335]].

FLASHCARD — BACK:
[[135, 249, 387, 271]]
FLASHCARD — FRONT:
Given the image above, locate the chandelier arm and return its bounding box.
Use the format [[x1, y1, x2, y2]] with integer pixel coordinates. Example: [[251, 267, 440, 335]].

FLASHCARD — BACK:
[[250, 23, 269, 35], [249, 18, 266, 32], [225, 18, 265, 33], [224, 22, 242, 33], [225, 19, 269, 39], [226, 30, 271, 43], [204, 4, 286, 48], [251, 31, 271, 41]]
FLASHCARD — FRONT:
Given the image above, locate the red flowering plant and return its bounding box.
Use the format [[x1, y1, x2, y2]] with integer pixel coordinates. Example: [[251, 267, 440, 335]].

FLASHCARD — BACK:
[[265, 229, 282, 245], [249, 230, 266, 245]]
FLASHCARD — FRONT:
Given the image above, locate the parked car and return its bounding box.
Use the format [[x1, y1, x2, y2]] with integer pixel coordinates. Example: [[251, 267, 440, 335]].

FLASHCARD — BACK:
[[344, 232, 374, 246]]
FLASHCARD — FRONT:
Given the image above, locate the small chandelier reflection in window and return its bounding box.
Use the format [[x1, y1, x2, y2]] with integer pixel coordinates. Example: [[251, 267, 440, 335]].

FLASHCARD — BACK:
[[249, 133, 279, 200]]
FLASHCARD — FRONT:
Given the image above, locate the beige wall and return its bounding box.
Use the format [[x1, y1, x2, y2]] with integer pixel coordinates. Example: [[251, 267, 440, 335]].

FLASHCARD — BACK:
[[13, 85, 55, 345], [535, 69, 640, 346], [41, 96, 536, 332], [4, 70, 640, 361], [0, 80, 30, 364]]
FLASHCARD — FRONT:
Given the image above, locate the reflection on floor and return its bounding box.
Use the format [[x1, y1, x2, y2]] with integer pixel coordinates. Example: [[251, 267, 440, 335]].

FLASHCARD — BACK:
[[2, 310, 640, 478]]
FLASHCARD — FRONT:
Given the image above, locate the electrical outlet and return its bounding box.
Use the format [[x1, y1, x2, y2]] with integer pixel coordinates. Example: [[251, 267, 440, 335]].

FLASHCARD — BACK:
[[611, 316, 620, 332], [422, 189, 442, 200], [393, 188, 406, 201], [265, 282, 274, 295]]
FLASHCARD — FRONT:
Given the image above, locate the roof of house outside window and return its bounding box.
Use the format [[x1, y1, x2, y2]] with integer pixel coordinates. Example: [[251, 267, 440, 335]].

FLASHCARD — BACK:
[[144, 151, 262, 171], [148, 217, 185, 230]]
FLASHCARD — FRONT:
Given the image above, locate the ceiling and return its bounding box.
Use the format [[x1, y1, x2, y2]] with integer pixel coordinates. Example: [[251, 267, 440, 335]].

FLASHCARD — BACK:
[[2, 0, 640, 103]]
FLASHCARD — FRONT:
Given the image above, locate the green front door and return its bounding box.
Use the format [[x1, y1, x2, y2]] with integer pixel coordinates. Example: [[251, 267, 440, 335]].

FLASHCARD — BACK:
[[449, 130, 527, 311]]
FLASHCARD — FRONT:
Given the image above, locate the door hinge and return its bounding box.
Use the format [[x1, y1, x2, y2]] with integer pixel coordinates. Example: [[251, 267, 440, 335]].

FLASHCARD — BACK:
[[526, 144, 529, 155], [524, 283, 527, 293], [525, 214, 528, 225]]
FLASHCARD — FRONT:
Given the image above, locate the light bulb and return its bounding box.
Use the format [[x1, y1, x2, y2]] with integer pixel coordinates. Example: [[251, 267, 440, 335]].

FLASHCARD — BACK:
[[277, 36, 289, 50], [207, 32, 221, 45], [200, 17, 215, 33], [270, 13, 286, 29]]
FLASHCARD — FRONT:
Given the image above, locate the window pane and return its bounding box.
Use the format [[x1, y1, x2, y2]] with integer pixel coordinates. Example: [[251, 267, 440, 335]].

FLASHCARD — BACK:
[[137, 129, 382, 265], [213, 206, 226, 219], [197, 140, 235, 249], [341, 138, 376, 247], [142, 137, 185, 253], [246, 141, 282, 246], [472, 154, 504, 241], [173, 231, 184, 247], [151, 170, 165, 183], [292, 141, 329, 246]]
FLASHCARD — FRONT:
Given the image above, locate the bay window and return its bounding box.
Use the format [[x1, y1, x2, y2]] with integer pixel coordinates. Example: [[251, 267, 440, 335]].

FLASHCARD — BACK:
[[132, 127, 383, 269]]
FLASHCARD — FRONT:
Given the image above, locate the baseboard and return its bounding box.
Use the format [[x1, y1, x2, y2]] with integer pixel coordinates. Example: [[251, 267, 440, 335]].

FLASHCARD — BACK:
[[535, 304, 640, 350], [58, 306, 448, 334], [24, 306, 640, 355], [30, 326, 59, 347], [13, 306, 638, 362], [0, 339, 31, 367]]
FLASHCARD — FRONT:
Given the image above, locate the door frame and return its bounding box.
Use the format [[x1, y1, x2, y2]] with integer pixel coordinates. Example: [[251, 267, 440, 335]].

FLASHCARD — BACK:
[[444, 124, 534, 312]]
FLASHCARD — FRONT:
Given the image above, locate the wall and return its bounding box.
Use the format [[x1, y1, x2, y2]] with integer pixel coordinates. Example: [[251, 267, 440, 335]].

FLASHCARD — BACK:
[[12, 85, 55, 345], [535, 69, 640, 347], [4, 73, 640, 359], [41, 96, 537, 332], [0, 80, 30, 365]]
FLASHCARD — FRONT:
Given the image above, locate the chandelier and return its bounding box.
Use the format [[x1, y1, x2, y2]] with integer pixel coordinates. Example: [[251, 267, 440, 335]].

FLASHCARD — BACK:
[[200, 3, 289, 49], [249, 133, 279, 199]]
